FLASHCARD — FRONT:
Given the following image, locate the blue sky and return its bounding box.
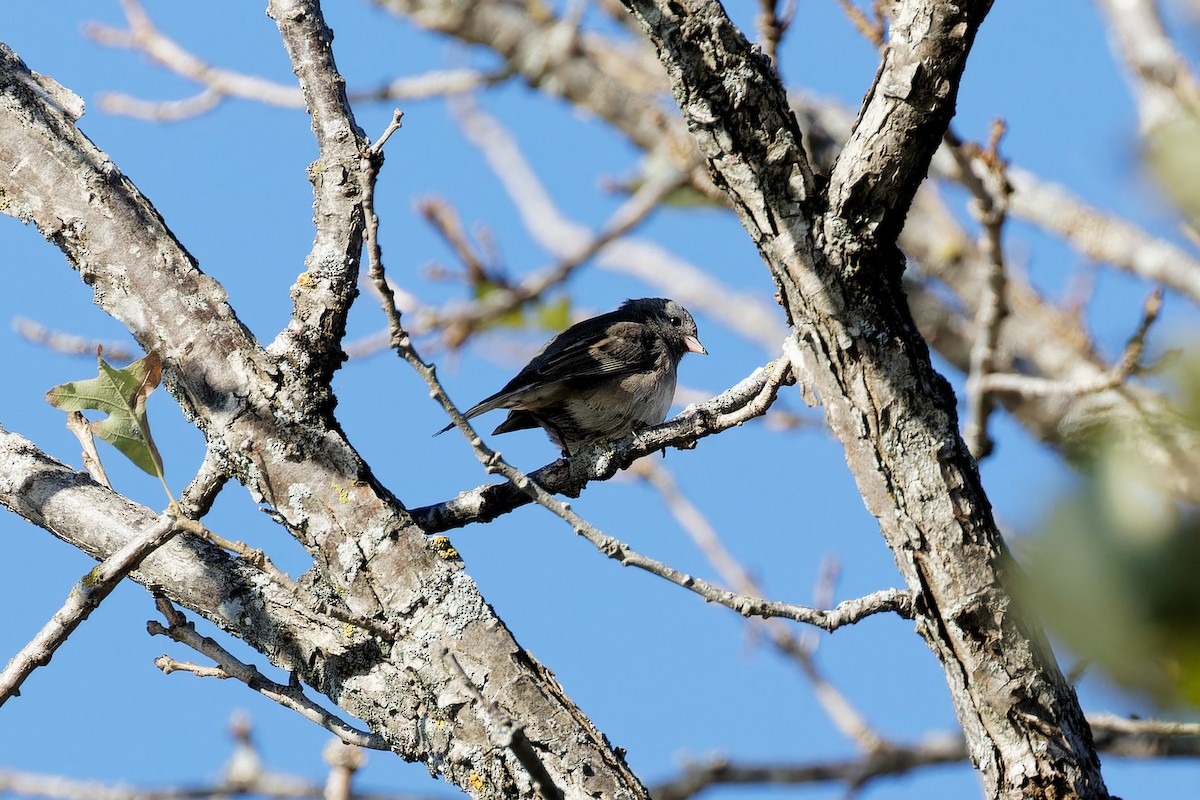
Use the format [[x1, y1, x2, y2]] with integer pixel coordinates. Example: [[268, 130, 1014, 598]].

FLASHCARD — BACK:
[[1, 2, 1198, 799]]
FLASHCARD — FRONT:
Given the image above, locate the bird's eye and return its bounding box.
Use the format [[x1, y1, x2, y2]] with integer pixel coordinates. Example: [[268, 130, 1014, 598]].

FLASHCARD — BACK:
[[669, 316, 682, 327]]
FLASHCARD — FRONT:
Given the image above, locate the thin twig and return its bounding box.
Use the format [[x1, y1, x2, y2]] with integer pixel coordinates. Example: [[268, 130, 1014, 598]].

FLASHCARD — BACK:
[[64, 411, 111, 489], [474, 438, 910, 630], [154, 656, 228, 679], [0, 514, 180, 707], [148, 596, 389, 751]]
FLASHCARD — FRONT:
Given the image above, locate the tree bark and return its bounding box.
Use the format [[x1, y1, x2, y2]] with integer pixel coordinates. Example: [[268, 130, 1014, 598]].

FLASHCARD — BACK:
[[619, 1, 1109, 798]]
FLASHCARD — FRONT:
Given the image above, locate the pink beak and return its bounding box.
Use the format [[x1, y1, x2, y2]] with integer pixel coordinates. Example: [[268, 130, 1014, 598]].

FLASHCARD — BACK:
[[685, 335, 707, 355]]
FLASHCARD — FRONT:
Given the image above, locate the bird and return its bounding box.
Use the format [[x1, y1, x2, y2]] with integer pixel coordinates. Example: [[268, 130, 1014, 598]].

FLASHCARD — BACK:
[[438, 297, 706, 455]]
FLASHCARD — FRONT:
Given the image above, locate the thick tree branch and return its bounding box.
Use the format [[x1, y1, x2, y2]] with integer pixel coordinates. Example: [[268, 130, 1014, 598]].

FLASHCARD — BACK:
[[619, 1, 1108, 798], [827, 1, 993, 245], [265, 0, 368, 392]]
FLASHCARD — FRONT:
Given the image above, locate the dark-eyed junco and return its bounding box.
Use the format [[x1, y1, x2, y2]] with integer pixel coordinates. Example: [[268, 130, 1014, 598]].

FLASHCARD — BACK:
[[438, 298, 706, 454]]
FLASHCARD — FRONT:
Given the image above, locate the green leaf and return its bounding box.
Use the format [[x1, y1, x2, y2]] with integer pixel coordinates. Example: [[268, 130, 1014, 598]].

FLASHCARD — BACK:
[[46, 349, 165, 479], [473, 279, 526, 330], [535, 296, 571, 331]]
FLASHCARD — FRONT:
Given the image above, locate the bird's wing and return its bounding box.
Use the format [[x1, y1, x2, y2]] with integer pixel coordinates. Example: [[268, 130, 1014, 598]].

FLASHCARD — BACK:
[[527, 317, 656, 382], [442, 314, 656, 426]]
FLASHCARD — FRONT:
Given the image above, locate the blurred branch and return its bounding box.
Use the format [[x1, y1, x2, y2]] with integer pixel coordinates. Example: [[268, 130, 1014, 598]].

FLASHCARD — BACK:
[[1090, 713, 1200, 738], [650, 712, 1200, 799], [322, 739, 367, 800], [451, 99, 789, 351], [978, 287, 1162, 397], [957, 121, 1012, 459], [371, 0, 715, 196], [0, 714, 443, 800], [420, 98, 689, 345], [12, 317, 136, 361], [934, 146, 1200, 304], [832, 0, 886, 47], [416, 196, 494, 286], [900, 178, 1200, 501], [85, 0, 506, 120], [1094, 0, 1200, 127], [2, 709, 1195, 800], [650, 735, 967, 800]]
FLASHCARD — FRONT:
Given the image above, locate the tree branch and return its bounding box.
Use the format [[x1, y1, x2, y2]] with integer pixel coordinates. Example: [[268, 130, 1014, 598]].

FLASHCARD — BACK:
[[651, 712, 1200, 799], [619, 0, 1109, 797], [0, 34, 651, 799], [264, 0, 368, 391], [827, 0, 994, 244], [0, 513, 179, 707], [410, 358, 797, 531], [149, 595, 389, 751]]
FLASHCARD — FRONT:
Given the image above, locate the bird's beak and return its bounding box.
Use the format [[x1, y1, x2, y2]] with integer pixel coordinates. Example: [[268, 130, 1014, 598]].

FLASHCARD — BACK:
[[685, 335, 708, 355]]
